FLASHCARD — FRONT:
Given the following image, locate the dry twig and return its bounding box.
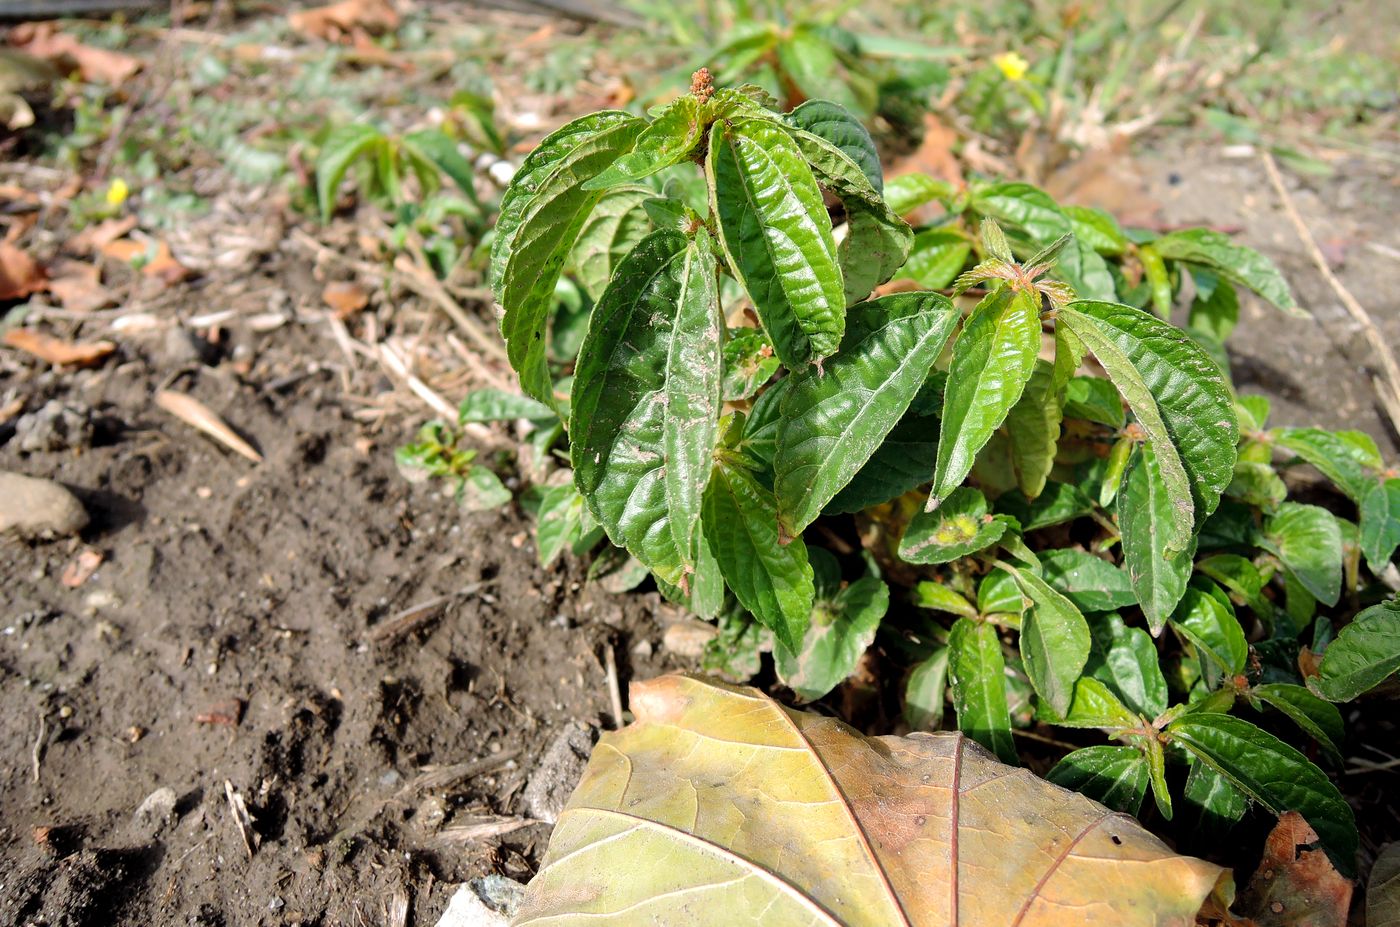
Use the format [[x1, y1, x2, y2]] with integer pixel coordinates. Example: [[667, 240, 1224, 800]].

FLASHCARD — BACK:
[[1261, 151, 1400, 435]]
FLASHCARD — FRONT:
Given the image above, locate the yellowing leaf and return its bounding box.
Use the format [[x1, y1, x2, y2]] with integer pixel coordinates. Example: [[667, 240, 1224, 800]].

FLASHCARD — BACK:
[[515, 674, 1232, 926]]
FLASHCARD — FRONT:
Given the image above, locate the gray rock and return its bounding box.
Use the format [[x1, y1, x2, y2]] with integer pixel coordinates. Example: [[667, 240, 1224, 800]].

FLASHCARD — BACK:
[[434, 884, 510, 927], [521, 721, 595, 825], [132, 786, 178, 839], [0, 472, 89, 539], [14, 400, 93, 454]]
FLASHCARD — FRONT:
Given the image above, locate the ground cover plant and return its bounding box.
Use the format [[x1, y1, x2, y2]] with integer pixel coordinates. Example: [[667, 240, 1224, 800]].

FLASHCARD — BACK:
[[482, 70, 1400, 878]]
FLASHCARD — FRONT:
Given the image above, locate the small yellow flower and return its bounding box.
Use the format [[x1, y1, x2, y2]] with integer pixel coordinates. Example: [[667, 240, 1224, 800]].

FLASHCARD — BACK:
[[993, 51, 1029, 82], [105, 178, 129, 207]]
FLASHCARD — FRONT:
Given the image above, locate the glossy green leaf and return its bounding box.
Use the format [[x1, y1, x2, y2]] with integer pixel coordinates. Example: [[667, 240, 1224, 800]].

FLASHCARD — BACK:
[[1252, 683, 1344, 762], [931, 287, 1041, 504], [948, 617, 1017, 764], [1139, 244, 1173, 320], [1003, 358, 1063, 498], [899, 488, 1012, 564], [571, 230, 721, 585], [788, 99, 881, 191], [1144, 736, 1173, 820], [912, 581, 978, 620], [1120, 445, 1196, 634], [1064, 206, 1128, 256], [703, 457, 815, 652], [401, 128, 479, 202], [458, 393, 552, 431], [1100, 436, 1134, 508], [537, 482, 591, 567], [840, 200, 916, 305], [1182, 759, 1247, 841], [1047, 746, 1149, 816], [1063, 376, 1126, 429], [904, 647, 950, 730], [1272, 427, 1378, 502], [1310, 598, 1400, 702], [316, 123, 383, 222], [1003, 563, 1092, 717], [708, 119, 845, 369], [1195, 553, 1282, 632], [1261, 502, 1343, 607], [972, 182, 1071, 247], [1086, 612, 1168, 718], [978, 568, 1025, 617], [1171, 586, 1248, 680], [775, 292, 958, 536], [776, 573, 888, 702], [1060, 300, 1238, 552], [1225, 460, 1287, 511], [584, 96, 703, 190], [996, 481, 1095, 531], [1187, 277, 1239, 346], [1152, 229, 1303, 317], [898, 228, 971, 289], [720, 327, 780, 402], [777, 29, 862, 114], [1167, 713, 1357, 872], [568, 185, 654, 301], [494, 112, 646, 403], [1040, 677, 1140, 733], [824, 411, 938, 514], [1360, 479, 1400, 573], [1040, 550, 1136, 612], [884, 172, 954, 216]]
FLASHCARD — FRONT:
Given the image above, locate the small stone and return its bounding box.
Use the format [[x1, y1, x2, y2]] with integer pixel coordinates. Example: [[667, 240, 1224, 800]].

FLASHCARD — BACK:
[[662, 619, 718, 658], [521, 721, 595, 825], [631, 638, 654, 659], [132, 786, 178, 839], [14, 400, 93, 454], [434, 883, 510, 927], [0, 471, 89, 540]]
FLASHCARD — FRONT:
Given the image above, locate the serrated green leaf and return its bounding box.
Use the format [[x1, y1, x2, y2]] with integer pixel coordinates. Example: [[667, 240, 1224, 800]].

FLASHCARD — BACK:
[[721, 327, 780, 401], [775, 292, 958, 535], [1251, 683, 1344, 762], [1167, 713, 1357, 872], [1120, 445, 1196, 634], [1310, 598, 1400, 702], [401, 128, 479, 203], [996, 481, 1095, 531], [904, 647, 950, 730], [708, 119, 845, 369], [930, 287, 1041, 504], [884, 172, 954, 216], [898, 228, 971, 289], [1262, 502, 1343, 607], [571, 230, 722, 584], [1360, 479, 1400, 573], [900, 488, 1012, 564], [494, 112, 646, 403], [1064, 206, 1128, 256], [948, 617, 1017, 764], [1063, 375, 1126, 429], [583, 96, 704, 191], [1060, 300, 1239, 552], [458, 388, 556, 424], [1272, 427, 1378, 502], [913, 581, 978, 620], [824, 411, 938, 514], [1002, 562, 1092, 717], [1171, 585, 1248, 682], [1152, 229, 1303, 317], [978, 568, 1025, 617], [1086, 611, 1168, 718], [1225, 460, 1287, 511], [1039, 677, 1139, 731], [972, 182, 1071, 247], [788, 99, 881, 191], [1040, 550, 1136, 612], [1047, 746, 1149, 815], [568, 185, 654, 301], [316, 123, 383, 222], [776, 574, 888, 702], [1004, 358, 1063, 498], [702, 458, 815, 652]]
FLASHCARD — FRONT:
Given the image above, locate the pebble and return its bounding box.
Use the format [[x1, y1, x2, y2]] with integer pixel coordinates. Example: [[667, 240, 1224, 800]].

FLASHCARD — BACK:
[[132, 786, 178, 840], [14, 400, 93, 454], [521, 721, 595, 825], [662, 619, 719, 658], [0, 471, 89, 539]]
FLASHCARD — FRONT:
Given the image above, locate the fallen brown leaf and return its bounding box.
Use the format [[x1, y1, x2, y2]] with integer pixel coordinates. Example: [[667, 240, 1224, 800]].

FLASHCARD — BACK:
[[0, 242, 46, 300], [1043, 141, 1161, 229], [3, 328, 115, 367], [46, 260, 113, 313], [155, 389, 263, 463], [60, 549, 104, 588], [9, 22, 142, 86], [67, 216, 138, 255], [1370, 843, 1400, 927], [1234, 812, 1352, 927], [288, 0, 399, 42], [322, 280, 369, 318], [889, 112, 964, 188], [101, 237, 191, 286]]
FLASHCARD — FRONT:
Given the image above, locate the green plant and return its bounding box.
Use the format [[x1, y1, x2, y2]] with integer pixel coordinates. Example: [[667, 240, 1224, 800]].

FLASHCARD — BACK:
[[314, 121, 484, 224], [395, 420, 511, 512], [487, 72, 1400, 873]]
